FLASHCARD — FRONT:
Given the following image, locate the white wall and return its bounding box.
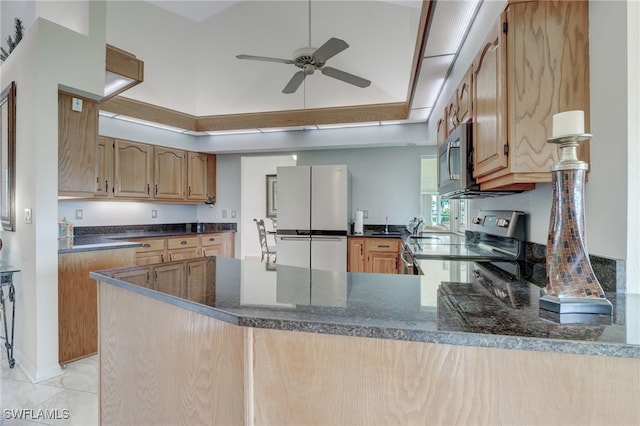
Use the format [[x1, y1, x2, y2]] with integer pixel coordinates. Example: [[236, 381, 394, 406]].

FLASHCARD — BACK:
[[58, 201, 197, 227], [0, 2, 106, 382], [240, 155, 296, 259], [298, 145, 430, 226]]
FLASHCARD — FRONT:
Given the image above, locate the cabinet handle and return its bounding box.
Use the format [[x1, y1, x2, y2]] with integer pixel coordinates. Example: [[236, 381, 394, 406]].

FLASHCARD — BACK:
[[147, 184, 150, 195], [360, 244, 363, 256], [209, 237, 215, 242], [188, 186, 192, 196], [161, 254, 164, 262], [378, 245, 390, 248], [143, 243, 151, 248], [105, 180, 109, 193], [155, 184, 158, 196], [180, 240, 187, 245]]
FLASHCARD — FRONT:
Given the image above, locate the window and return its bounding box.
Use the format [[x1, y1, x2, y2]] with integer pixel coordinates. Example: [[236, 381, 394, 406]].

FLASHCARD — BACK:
[[420, 156, 466, 233]]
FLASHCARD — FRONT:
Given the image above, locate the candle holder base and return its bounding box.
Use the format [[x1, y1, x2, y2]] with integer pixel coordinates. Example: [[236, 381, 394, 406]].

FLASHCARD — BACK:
[[539, 294, 612, 315]]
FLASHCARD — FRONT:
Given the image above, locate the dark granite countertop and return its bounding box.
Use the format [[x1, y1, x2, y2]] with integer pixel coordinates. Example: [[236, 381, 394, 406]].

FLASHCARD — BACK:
[[90, 256, 640, 359], [59, 223, 237, 254]]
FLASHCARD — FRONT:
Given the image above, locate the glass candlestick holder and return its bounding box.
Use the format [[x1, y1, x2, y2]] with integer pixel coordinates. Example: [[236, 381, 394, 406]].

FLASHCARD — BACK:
[[539, 133, 613, 316]]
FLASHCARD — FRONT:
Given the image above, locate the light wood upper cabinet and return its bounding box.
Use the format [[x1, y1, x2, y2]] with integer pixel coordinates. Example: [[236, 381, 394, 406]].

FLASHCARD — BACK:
[[436, 117, 447, 150], [95, 136, 114, 197], [114, 139, 153, 198], [207, 154, 217, 204], [473, 1, 590, 190], [154, 147, 185, 200], [445, 96, 458, 138], [58, 92, 98, 197], [472, 17, 508, 179], [187, 152, 207, 201], [456, 67, 473, 126]]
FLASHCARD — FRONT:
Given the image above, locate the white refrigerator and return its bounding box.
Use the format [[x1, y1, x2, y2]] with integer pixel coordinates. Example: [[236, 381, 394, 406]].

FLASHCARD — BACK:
[[276, 165, 351, 272]]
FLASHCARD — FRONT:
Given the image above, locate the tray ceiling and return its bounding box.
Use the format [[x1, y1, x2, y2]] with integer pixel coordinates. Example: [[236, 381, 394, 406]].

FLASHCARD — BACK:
[[103, 0, 479, 130]]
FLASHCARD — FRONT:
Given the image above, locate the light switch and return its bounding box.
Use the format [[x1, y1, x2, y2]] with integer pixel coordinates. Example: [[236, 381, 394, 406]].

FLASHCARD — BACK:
[[231, 210, 236, 218], [75, 209, 83, 220], [151, 209, 158, 218], [71, 97, 83, 112], [222, 209, 228, 218], [24, 208, 32, 224]]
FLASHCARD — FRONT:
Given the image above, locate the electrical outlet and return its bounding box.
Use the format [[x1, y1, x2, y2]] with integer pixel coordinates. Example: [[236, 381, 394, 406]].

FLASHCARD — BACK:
[[231, 210, 236, 218], [151, 209, 158, 218], [222, 209, 228, 218], [363, 210, 368, 219], [75, 209, 83, 220]]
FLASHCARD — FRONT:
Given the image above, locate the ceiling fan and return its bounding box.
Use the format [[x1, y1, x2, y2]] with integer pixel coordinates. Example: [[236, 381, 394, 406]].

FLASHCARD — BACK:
[[235, 1, 371, 94]]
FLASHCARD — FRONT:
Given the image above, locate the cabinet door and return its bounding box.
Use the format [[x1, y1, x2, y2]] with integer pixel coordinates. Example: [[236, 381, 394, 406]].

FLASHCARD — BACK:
[[154, 147, 185, 200], [135, 251, 165, 265], [114, 139, 153, 198], [95, 136, 114, 197], [472, 17, 508, 179], [168, 247, 199, 262], [58, 93, 98, 197], [153, 263, 185, 298], [186, 259, 208, 304], [347, 238, 365, 273], [457, 67, 473, 125], [187, 152, 208, 201], [445, 97, 458, 137], [58, 248, 136, 364], [367, 252, 399, 274], [206, 154, 217, 203], [436, 117, 447, 150]]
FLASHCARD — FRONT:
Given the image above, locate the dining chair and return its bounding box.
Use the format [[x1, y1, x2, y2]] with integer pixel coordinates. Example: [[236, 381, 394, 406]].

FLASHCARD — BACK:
[[254, 219, 277, 263]]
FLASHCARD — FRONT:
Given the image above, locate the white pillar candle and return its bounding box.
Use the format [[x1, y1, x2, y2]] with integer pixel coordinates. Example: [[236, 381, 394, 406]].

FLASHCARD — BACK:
[[552, 110, 584, 138]]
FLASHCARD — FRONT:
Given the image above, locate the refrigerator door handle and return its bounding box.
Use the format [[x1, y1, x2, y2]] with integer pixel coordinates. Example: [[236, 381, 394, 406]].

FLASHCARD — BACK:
[[279, 236, 310, 240], [312, 236, 346, 240]]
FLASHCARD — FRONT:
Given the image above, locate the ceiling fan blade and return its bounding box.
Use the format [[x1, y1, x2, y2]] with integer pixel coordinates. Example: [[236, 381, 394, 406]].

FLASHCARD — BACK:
[[236, 54, 294, 65], [282, 71, 306, 94], [321, 67, 371, 88], [312, 37, 349, 63]]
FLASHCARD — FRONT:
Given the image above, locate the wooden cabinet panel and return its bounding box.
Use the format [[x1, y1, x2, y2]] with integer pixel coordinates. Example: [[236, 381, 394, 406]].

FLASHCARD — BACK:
[[95, 136, 114, 197], [58, 248, 136, 364], [168, 247, 199, 262], [134, 238, 166, 266], [363, 238, 401, 274], [471, 1, 590, 190], [114, 139, 153, 198], [472, 17, 508, 179], [153, 263, 186, 298], [445, 97, 458, 138], [436, 117, 447, 150], [186, 259, 209, 304], [347, 237, 365, 273], [457, 67, 473, 125], [167, 236, 199, 261], [206, 154, 217, 203], [201, 233, 234, 258], [187, 152, 208, 201], [167, 236, 199, 250], [58, 92, 98, 197], [154, 147, 185, 200]]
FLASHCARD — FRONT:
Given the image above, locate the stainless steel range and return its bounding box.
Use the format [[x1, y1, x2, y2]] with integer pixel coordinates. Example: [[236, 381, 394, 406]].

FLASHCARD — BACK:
[[406, 210, 526, 262]]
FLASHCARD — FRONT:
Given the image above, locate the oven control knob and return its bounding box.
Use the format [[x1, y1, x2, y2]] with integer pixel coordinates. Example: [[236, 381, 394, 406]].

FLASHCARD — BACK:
[[497, 218, 510, 228], [472, 217, 483, 225]]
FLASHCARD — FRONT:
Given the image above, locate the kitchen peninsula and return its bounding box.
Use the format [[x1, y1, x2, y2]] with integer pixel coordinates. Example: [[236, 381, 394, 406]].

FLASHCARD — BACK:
[[91, 256, 640, 425]]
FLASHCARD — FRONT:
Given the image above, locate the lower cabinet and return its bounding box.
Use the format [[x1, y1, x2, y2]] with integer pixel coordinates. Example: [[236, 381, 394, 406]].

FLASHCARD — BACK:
[[348, 237, 401, 274], [133, 233, 235, 266], [58, 248, 136, 364], [201, 233, 235, 258], [167, 236, 199, 262], [365, 238, 401, 274]]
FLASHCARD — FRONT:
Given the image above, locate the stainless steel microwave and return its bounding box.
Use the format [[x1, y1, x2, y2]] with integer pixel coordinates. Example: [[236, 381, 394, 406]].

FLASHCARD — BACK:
[[438, 123, 479, 198]]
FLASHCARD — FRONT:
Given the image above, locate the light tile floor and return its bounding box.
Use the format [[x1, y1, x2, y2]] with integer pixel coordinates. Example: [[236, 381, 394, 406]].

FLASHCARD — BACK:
[[0, 350, 98, 426]]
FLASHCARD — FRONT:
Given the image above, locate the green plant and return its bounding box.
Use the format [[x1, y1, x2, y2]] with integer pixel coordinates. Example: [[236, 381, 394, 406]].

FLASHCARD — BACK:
[[0, 18, 24, 62]]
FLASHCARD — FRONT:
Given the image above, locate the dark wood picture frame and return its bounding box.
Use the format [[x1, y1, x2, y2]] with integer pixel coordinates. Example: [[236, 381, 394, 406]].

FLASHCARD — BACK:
[[0, 81, 16, 231], [266, 174, 277, 218]]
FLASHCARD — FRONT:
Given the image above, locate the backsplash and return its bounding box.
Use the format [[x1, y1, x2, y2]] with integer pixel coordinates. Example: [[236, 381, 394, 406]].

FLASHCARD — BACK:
[[523, 242, 626, 293], [73, 222, 237, 237]]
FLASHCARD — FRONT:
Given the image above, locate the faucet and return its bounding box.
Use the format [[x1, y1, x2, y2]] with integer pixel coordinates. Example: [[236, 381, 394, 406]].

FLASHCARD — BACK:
[[385, 216, 389, 234]]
